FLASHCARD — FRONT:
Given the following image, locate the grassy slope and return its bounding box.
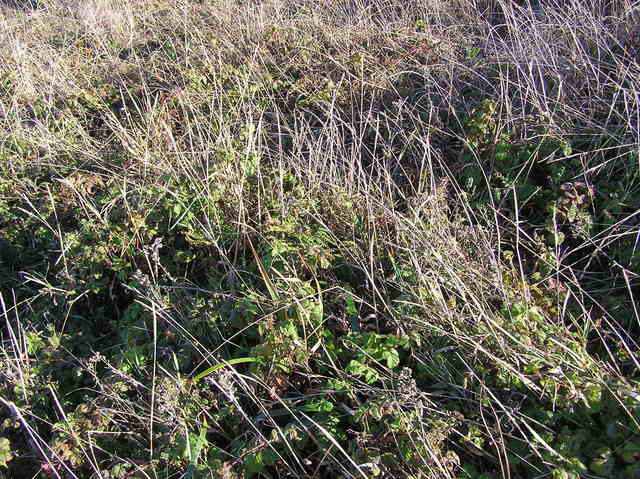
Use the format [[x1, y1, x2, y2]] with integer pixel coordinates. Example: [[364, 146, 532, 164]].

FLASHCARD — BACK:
[[0, 0, 639, 477]]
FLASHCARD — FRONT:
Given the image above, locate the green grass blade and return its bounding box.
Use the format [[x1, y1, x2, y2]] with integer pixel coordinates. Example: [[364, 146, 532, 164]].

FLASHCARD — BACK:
[[192, 357, 258, 382]]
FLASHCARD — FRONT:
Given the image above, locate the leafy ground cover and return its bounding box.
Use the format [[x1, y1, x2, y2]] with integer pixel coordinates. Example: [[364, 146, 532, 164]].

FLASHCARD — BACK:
[[0, 0, 639, 477]]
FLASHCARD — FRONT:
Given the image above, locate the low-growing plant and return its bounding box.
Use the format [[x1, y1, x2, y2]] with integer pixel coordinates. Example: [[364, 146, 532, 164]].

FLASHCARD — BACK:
[[1, 0, 639, 477]]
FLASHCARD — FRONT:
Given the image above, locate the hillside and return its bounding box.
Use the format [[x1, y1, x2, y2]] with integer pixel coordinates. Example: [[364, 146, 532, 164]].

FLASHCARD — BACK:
[[0, 0, 639, 477]]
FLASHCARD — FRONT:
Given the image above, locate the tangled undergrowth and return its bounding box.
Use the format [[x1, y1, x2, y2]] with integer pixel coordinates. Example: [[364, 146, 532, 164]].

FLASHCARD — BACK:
[[1, 0, 639, 478]]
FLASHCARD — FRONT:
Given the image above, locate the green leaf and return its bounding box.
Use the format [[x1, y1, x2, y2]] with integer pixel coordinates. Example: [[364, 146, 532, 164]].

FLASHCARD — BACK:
[[344, 292, 358, 318], [244, 449, 278, 478], [300, 399, 334, 413], [346, 359, 379, 384], [279, 319, 299, 340], [48, 332, 61, 350], [188, 424, 209, 465], [0, 437, 13, 467], [383, 348, 400, 369], [193, 357, 258, 382], [163, 41, 177, 61], [26, 332, 44, 355], [621, 442, 640, 463]]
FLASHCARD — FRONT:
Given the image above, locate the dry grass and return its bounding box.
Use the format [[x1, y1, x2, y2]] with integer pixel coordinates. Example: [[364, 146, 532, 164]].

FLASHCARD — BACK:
[[0, 0, 639, 477]]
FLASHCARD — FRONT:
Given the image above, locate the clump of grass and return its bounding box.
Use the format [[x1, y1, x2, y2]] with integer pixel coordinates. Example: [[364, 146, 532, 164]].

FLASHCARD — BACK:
[[0, 0, 638, 478]]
